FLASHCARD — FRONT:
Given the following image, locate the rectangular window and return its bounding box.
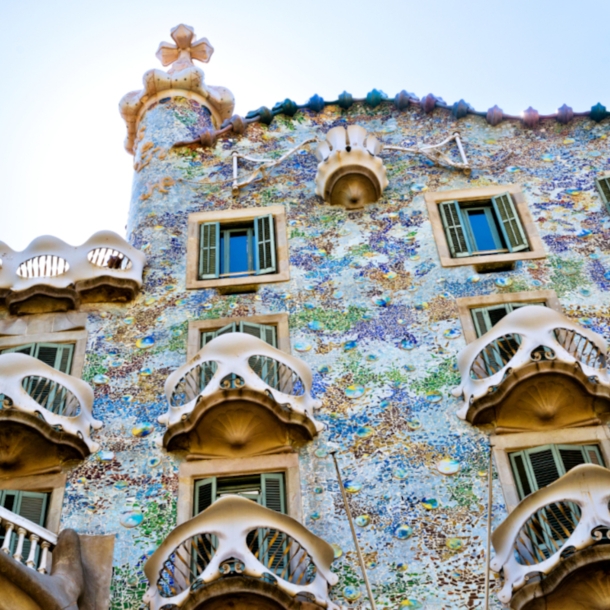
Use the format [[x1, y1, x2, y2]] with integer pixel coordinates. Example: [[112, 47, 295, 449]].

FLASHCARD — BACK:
[[0, 342, 74, 374], [439, 193, 529, 258], [193, 473, 286, 575], [0, 490, 49, 561], [509, 443, 604, 499], [199, 215, 277, 280], [200, 321, 277, 349], [596, 176, 610, 214], [470, 302, 546, 338]]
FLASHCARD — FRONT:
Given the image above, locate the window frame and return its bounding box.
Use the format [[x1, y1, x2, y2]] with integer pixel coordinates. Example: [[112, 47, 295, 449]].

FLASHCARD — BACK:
[[187, 313, 290, 360], [595, 174, 610, 214], [187, 206, 289, 291], [0, 313, 88, 378], [177, 453, 302, 526], [491, 426, 610, 512], [425, 184, 546, 269], [456, 290, 561, 344]]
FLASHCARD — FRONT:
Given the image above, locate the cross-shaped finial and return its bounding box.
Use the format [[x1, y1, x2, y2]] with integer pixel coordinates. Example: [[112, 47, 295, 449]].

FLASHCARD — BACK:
[[155, 24, 214, 74]]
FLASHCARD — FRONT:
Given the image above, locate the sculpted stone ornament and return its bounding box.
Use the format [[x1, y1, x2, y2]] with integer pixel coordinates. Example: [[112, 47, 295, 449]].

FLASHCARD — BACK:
[[452, 306, 610, 431], [314, 125, 388, 209], [119, 24, 235, 154]]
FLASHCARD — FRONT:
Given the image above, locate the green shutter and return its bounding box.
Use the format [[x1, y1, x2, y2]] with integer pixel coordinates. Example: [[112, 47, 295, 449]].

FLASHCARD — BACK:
[[239, 322, 277, 348], [471, 307, 494, 338], [596, 176, 610, 214], [1, 344, 35, 356], [254, 215, 277, 275], [261, 473, 285, 513], [439, 201, 470, 257], [194, 478, 217, 516], [34, 343, 74, 374], [199, 222, 220, 280], [0, 491, 48, 561], [491, 193, 528, 252]]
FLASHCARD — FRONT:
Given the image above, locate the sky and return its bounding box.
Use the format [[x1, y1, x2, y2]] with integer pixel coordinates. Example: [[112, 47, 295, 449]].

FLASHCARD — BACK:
[[1, 0, 609, 250]]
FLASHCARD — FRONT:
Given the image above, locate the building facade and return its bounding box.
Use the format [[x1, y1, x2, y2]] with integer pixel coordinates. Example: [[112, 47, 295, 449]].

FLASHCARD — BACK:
[[1, 23, 610, 610]]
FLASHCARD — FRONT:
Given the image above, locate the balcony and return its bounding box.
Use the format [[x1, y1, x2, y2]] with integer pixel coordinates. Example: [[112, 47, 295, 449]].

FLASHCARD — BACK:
[[143, 495, 339, 610], [0, 505, 114, 609], [0, 230, 146, 314], [491, 464, 610, 609], [452, 306, 610, 432], [0, 352, 101, 477], [159, 333, 322, 458]]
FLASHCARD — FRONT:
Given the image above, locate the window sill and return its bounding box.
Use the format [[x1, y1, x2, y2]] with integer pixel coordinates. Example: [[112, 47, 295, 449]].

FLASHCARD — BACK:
[[186, 269, 290, 292]]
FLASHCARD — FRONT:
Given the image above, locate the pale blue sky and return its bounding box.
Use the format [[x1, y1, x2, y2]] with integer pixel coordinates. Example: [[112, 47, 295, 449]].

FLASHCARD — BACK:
[[1, 0, 609, 249]]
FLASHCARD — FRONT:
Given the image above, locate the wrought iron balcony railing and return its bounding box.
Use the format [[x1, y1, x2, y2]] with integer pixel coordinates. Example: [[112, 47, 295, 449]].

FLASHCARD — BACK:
[[0, 352, 101, 453], [143, 495, 340, 610], [452, 306, 610, 422], [490, 464, 610, 604], [0, 231, 146, 311], [160, 332, 322, 433], [0, 505, 57, 574]]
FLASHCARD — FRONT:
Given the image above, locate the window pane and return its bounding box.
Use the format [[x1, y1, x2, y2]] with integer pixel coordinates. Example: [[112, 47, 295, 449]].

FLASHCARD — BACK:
[[488, 306, 510, 327], [467, 210, 499, 251]]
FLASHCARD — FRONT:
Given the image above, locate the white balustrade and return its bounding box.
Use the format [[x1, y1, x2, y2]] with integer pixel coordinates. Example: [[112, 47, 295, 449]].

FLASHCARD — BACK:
[[491, 464, 610, 604], [0, 230, 145, 294], [452, 306, 610, 420], [0, 506, 57, 574], [143, 495, 340, 610], [0, 352, 102, 452], [160, 332, 322, 432]]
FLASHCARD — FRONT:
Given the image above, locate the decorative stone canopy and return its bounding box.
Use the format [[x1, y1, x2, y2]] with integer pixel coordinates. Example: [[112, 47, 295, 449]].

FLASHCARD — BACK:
[[0, 230, 146, 314], [452, 306, 610, 431], [313, 125, 388, 209], [160, 332, 322, 457], [143, 495, 340, 610], [491, 464, 610, 606], [0, 352, 101, 476], [119, 24, 235, 154]]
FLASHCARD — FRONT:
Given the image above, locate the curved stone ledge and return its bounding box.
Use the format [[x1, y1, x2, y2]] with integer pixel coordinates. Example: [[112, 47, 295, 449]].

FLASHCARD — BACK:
[[143, 495, 340, 610], [452, 306, 610, 428], [160, 333, 322, 456], [490, 464, 610, 604], [0, 353, 101, 466], [0, 231, 145, 313], [510, 544, 610, 610]]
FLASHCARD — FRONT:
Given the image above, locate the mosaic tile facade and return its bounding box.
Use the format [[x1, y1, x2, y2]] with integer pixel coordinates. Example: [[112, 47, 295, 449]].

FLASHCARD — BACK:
[[5, 87, 610, 609]]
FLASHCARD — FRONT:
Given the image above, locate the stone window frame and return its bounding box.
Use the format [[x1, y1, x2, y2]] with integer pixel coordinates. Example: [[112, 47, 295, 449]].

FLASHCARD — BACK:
[[491, 426, 610, 512], [424, 184, 546, 270], [186, 206, 290, 292], [177, 453, 302, 525], [187, 313, 290, 360], [0, 312, 88, 378], [456, 289, 562, 344], [0, 472, 66, 534]]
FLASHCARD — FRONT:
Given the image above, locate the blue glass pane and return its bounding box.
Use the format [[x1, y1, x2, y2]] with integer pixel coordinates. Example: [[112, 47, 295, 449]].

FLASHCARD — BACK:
[[468, 210, 498, 251], [229, 231, 250, 275], [220, 234, 226, 275]]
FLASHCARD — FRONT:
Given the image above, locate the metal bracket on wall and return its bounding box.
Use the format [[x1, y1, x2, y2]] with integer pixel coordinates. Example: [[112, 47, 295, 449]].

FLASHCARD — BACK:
[[231, 138, 317, 193]]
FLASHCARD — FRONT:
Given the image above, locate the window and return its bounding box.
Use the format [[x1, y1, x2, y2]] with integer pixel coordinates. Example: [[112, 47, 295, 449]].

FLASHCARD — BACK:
[[440, 193, 528, 258], [425, 185, 545, 269], [0, 490, 49, 561], [187, 206, 289, 292], [510, 444, 604, 500], [201, 321, 277, 349], [199, 215, 276, 280], [193, 473, 286, 574], [471, 302, 546, 338], [596, 175, 610, 213], [193, 473, 285, 515], [1, 342, 74, 374]]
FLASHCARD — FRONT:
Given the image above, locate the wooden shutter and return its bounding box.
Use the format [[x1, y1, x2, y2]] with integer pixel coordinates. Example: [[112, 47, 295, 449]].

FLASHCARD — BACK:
[[596, 176, 610, 213], [261, 473, 287, 574], [199, 222, 220, 280], [471, 307, 494, 338], [439, 201, 470, 257], [1, 491, 47, 560], [583, 445, 604, 466], [34, 343, 74, 374], [194, 478, 217, 516], [491, 193, 528, 252], [254, 215, 277, 275]]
